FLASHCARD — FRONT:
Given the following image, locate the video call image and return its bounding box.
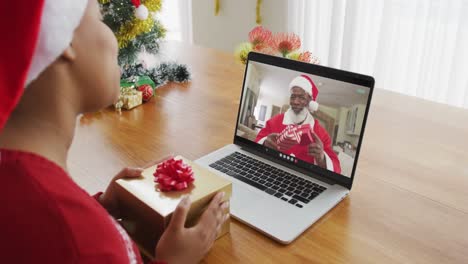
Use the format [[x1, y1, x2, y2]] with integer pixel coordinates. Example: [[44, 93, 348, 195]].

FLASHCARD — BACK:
[[237, 61, 370, 177]]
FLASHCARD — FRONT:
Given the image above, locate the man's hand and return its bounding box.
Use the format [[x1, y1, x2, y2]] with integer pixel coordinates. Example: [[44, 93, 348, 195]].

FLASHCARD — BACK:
[[264, 132, 298, 151], [264, 133, 280, 150], [99, 156, 172, 218], [277, 136, 298, 151], [308, 132, 326, 168], [155, 192, 229, 264]]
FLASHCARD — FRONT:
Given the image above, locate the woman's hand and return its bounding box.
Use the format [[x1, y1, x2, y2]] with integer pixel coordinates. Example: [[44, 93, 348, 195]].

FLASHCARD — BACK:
[[155, 192, 229, 264], [98, 156, 172, 218]]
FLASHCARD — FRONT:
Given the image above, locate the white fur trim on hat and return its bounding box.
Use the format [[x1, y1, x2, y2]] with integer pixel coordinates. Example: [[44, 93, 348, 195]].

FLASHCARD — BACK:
[[26, 0, 88, 87], [289, 76, 313, 97], [309, 101, 319, 112]]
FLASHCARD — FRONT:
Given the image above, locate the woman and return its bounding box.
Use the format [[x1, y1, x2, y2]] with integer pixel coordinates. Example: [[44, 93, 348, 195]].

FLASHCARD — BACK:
[[0, 0, 228, 263]]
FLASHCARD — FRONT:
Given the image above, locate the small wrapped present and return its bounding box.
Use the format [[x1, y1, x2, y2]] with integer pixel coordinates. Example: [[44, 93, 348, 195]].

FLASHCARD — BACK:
[[276, 124, 314, 149], [114, 87, 143, 111], [297, 124, 314, 146], [277, 125, 302, 147], [115, 156, 232, 259]]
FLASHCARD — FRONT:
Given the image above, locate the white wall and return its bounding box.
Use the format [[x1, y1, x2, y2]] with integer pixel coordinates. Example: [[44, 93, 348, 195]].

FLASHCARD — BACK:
[[254, 74, 290, 126], [192, 0, 288, 52], [335, 107, 362, 147], [319, 104, 338, 121]]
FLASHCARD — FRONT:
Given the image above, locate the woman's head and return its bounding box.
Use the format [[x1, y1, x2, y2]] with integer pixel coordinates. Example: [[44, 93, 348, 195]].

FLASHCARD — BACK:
[[62, 0, 120, 112], [0, 0, 120, 131], [32, 0, 121, 113]]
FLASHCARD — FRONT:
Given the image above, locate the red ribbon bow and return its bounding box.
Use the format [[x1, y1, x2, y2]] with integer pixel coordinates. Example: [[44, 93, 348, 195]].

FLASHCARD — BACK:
[[153, 158, 195, 192]]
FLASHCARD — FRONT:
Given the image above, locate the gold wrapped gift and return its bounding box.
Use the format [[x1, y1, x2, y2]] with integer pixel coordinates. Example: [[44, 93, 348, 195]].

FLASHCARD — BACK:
[[114, 87, 143, 111], [115, 156, 232, 259]]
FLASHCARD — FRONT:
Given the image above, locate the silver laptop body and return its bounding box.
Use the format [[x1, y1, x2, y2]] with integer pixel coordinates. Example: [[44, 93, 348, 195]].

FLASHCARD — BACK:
[[196, 52, 374, 243]]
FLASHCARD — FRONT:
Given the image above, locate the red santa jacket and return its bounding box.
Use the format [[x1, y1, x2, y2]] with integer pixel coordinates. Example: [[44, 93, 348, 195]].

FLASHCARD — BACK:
[[255, 112, 341, 174]]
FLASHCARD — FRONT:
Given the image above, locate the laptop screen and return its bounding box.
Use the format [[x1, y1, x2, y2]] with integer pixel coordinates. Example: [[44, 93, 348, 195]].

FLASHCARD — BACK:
[[235, 54, 373, 185]]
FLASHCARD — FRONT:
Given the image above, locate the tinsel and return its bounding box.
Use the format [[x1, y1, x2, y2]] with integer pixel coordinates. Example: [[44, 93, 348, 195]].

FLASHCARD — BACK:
[[116, 16, 153, 48], [100, 0, 191, 87], [121, 62, 191, 88], [142, 0, 162, 12]]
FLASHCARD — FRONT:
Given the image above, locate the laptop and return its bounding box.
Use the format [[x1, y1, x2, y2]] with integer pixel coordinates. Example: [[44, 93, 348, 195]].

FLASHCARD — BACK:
[[196, 52, 374, 243]]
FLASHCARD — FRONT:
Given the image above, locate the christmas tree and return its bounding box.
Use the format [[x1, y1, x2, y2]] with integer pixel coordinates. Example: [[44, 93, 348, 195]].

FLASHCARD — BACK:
[[98, 0, 190, 88], [99, 0, 165, 65]]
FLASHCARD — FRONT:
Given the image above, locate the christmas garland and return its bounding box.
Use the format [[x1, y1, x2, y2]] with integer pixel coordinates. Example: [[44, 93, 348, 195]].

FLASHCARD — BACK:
[[121, 62, 191, 88]]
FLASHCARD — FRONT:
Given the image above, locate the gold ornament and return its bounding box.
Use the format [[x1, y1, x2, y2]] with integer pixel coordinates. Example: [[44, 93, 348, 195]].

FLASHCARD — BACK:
[[215, 0, 220, 16], [256, 0, 263, 24]]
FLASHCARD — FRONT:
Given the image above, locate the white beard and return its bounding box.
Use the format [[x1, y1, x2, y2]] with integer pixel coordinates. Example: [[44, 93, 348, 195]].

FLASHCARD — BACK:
[[287, 107, 309, 125]]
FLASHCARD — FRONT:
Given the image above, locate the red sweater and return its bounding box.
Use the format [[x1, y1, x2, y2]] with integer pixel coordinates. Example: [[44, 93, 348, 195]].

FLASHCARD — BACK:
[[255, 113, 341, 174], [0, 149, 157, 263]]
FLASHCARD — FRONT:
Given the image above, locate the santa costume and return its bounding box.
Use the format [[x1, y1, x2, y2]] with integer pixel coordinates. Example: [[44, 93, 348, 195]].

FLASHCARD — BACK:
[[0, 1, 162, 263], [255, 75, 341, 174]]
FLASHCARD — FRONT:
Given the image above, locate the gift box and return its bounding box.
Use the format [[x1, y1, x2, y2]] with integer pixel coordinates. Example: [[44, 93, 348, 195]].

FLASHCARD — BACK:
[[115, 156, 232, 259], [276, 124, 314, 149], [297, 124, 314, 145], [114, 87, 143, 111]]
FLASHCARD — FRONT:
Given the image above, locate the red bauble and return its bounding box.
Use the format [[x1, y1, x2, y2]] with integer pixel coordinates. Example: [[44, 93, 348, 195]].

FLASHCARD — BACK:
[[138, 84, 154, 102]]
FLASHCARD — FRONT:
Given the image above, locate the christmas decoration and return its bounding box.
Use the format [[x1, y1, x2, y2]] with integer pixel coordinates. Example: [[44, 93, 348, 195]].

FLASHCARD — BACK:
[[99, 0, 192, 101], [276, 124, 314, 150], [98, 0, 165, 65], [115, 156, 231, 259], [214, 0, 263, 25], [235, 26, 320, 64], [256, 0, 263, 24], [121, 62, 191, 88], [138, 84, 154, 102], [215, 0, 220, 16], [114, 87, 143, 112], [153, 158, 195, 192], [131, 0, 149, 20], [135, 5, 149, 20]]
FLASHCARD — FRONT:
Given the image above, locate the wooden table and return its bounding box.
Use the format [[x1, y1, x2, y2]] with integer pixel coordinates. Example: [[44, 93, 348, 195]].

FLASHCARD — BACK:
[[69, 42, 468, 263]]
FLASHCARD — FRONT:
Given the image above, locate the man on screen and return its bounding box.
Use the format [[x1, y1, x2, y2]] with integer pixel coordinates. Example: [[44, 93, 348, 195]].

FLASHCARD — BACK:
[[255, 75, 341, 174]]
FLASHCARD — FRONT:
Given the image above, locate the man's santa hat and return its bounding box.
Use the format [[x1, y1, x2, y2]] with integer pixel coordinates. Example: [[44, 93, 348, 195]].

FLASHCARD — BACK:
[[0, 1, 87, 131], [289, 75, 319, 112]]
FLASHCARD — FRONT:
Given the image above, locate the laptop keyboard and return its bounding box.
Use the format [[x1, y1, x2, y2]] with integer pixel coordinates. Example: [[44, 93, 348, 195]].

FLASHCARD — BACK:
[[209, 152, 327, 208]]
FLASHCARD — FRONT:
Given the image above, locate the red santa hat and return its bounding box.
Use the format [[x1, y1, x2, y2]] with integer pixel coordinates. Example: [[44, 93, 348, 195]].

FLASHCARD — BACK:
[[288, 75, 319, 112], [0, 0, 87, 131]]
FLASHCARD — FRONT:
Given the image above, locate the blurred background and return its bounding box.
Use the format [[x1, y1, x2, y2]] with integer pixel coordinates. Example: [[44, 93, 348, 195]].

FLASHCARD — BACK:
[[159, 0, 468, 109]]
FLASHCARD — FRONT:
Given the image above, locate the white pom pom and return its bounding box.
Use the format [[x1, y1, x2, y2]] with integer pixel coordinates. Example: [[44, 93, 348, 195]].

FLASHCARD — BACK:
[[309, 101, 319, 112], [135, 5, 149, 20]]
